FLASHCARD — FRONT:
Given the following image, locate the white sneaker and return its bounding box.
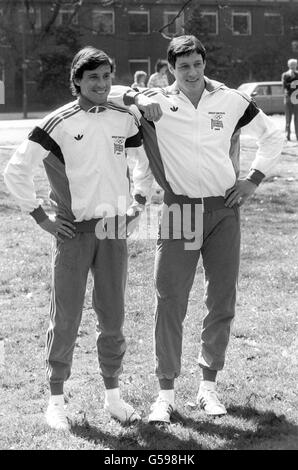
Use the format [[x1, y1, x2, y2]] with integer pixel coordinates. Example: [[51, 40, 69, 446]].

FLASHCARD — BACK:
[[45, 401, 70, 430], [104, 399, 141, 423], [148, 397, 175, 424], [197, 388, 227, 416]]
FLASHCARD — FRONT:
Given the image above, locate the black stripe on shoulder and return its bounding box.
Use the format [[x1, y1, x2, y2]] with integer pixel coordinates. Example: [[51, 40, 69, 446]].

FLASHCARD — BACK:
[[230, 88, 252, 103], [125, 131, 142, 148], [46, 107, 81, 134], [43, 103, 77, 131], [43, 105, 81, 134], [235, 101, 260, 132], [28, 126, 64, 164]]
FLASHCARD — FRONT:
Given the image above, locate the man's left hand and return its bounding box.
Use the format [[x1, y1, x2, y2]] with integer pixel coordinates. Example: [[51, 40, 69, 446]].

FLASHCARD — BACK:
[[225, 179, 257, 208]]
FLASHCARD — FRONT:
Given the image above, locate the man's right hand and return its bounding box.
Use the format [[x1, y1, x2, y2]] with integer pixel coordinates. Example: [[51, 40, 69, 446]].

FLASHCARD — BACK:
[[134, 94, 163, 121], [39, 217, 76, 241]]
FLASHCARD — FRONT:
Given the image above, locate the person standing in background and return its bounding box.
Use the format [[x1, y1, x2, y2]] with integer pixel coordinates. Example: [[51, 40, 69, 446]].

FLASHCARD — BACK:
[[148, 59, 169, 88], [281, 58, 298, 141], [131, 70, 147, 90]]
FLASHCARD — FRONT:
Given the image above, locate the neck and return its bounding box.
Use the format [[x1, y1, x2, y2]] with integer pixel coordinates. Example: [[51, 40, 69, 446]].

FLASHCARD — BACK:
[[78, 95, 107, 111], [180, 82, 205, 108]]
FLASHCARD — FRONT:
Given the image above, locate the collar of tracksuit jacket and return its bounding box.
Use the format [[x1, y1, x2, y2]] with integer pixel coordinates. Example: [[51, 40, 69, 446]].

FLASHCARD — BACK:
[[164, 76, 225, 96]]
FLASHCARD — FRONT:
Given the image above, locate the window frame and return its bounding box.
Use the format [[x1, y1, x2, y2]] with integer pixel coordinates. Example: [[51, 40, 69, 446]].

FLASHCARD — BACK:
[[163, 10, 184, 35], [56, 6, 78, 26], [200, 10, 219, 36], [232, 11, 252, 36], [17, 6, 42, 32], [92, 8, 115, 35], [129, 58, 151, 77], [264, 12, 284, 36], [128, 10, 150, 35]]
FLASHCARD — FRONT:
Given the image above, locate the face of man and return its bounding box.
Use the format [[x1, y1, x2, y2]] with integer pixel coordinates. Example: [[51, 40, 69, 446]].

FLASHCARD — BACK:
[[75, 64, 112, 106], [169, 52, 206, 97]]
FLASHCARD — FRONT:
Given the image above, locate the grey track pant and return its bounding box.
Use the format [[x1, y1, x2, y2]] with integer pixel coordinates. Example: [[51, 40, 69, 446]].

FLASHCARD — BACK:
[[46, 233, 127, 385], [154, 199, 240, 379]]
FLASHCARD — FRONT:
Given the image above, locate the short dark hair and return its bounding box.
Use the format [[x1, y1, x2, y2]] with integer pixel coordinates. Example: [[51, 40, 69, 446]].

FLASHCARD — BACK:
[[70, 46, 114, 96], [167, 35, 206, 68], [155, 59, 168, 73]]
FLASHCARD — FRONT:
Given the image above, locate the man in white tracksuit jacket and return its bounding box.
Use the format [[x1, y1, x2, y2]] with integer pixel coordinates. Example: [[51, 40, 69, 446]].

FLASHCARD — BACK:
[[118, 35, 284, 423], [4, 46, 148, 430]]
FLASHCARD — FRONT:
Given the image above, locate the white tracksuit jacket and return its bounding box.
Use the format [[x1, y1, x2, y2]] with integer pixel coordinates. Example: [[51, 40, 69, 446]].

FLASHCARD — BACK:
[[3, 99, 146, 222], [115, 77, 284, 201]]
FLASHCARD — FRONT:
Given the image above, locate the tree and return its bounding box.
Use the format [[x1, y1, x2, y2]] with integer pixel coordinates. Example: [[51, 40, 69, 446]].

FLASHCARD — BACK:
[[0, 0, 154, 110], [37, 26, 82, 106], [184, 1, 298, 87], [0, 0, 86, 110], [184, 3, 233, 84]]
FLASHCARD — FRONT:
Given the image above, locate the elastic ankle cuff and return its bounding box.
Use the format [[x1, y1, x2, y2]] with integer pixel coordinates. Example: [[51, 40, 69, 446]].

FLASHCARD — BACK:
[[103, 376, 119, 389]]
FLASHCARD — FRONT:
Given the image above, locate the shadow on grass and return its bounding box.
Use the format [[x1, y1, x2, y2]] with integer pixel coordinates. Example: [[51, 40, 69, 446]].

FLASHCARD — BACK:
[[171, 405, 298, 450], [71, 419, 202, 450], [70, 405, 298, 450]]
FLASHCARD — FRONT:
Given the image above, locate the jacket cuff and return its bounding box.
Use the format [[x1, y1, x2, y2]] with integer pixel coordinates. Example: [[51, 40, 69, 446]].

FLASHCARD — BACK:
[[246, 169, 265, 186], [30, 206, 48, 223], [134, 193, 147, 205], [123, 89, 141, 106]]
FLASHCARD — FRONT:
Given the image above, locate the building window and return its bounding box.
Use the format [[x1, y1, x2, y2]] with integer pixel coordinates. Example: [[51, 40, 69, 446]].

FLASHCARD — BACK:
[[93, 9, 115, 34], [201, 11, 218, 35], [163, 11, 184, 35], [56, 6, 78, 26], [18, 7, 42, 32], [264, 13, 283, 36], [232, 12, 251, 36], [129, 59, 150, 77], [128, 11, 150, 34]]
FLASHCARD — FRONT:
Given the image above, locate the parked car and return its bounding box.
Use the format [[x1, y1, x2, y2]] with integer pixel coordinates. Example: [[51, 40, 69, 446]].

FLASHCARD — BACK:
[[237, 81, 284, 114]]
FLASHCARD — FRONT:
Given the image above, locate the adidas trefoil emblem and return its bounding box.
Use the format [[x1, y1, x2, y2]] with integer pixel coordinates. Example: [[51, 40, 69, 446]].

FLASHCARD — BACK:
[[74, 134, 83, 140], [170, 106, 178, 112]]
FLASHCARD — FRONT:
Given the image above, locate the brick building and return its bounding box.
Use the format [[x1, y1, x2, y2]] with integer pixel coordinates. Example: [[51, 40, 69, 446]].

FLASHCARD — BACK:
[[0, 0, 298, 110]]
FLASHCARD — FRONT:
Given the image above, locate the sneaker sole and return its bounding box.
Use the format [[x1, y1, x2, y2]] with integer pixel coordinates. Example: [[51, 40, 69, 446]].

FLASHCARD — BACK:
[[148, 407, 175, 424], [199, 406, 227, 416], [148, 418, 171, 424], [45, 418, 70, 431], [104, 406, 141, 423]]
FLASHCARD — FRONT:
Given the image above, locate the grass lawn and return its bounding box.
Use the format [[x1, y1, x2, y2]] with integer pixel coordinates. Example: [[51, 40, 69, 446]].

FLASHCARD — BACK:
[[0, 138, 297, 451]]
